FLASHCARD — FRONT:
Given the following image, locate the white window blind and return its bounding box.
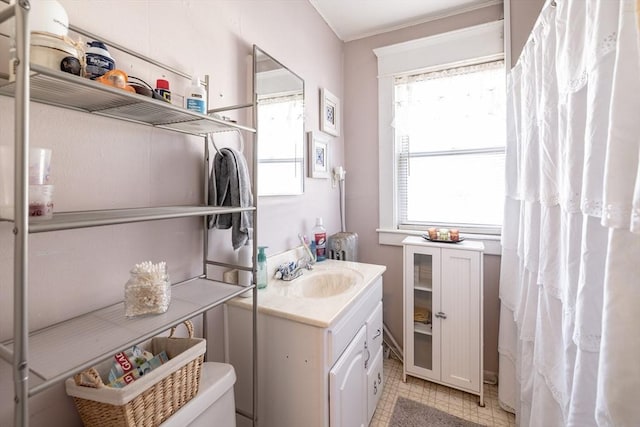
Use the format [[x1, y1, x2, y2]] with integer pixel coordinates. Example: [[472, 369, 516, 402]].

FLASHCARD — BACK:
[[394, 60, 505, 230]]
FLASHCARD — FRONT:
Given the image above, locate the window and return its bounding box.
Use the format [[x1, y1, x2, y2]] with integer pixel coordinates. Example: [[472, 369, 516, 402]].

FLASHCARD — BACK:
[[374, 20, 505, 241], [394, 60, 505, 230]]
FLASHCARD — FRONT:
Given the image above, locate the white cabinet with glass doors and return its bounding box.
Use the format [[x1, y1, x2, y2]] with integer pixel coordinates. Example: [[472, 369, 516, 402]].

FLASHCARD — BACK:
[[402, 236, 484, 406]]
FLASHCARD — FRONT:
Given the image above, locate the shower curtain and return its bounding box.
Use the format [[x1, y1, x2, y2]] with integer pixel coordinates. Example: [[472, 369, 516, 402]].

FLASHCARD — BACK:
[[498, 0, 640, 426]]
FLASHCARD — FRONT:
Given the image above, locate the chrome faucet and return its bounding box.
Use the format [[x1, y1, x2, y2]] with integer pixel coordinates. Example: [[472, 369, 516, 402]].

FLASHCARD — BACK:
[[274, 239, 316, 281]]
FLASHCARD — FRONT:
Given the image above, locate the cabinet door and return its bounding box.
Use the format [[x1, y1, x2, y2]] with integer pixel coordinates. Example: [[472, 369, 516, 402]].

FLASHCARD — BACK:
[[329, 326, 367, 427], [440, 248, 481, 393], [366, 346, 384, 423], [366, 301, 383, 357], [404, 245, 441, 381], [365, 302, 384, 424]]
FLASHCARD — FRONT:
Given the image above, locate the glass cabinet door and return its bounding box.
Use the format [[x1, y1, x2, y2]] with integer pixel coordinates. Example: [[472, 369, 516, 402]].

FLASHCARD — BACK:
[[404, 244, 440, 381], [413, 252, 433, 371]]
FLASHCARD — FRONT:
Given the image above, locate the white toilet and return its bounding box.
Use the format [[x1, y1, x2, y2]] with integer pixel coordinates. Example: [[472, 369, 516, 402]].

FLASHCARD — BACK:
[[161, 362, 237, 427]]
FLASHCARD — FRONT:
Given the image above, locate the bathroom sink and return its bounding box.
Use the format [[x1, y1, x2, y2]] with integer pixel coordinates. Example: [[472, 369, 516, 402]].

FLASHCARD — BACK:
[[290, 268, 363, 298]]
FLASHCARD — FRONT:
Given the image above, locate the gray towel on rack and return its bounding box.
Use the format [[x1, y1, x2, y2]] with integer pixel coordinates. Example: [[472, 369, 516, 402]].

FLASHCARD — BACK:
[[208, 147, 253, 249]]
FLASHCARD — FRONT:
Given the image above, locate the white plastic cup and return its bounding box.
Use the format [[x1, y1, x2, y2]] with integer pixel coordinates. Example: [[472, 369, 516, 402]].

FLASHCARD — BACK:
[[1, 146, 52, 219], [29, 147, 52, 185], [28, 184, 54, 221]]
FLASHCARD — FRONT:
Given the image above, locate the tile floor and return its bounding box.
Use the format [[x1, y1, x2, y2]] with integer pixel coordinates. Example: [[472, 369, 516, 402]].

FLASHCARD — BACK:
[[370, 356, 516, 426]]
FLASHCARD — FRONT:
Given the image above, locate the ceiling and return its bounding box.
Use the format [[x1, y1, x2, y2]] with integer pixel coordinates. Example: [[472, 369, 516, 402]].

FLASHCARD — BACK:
[[309, 0, 499, 42]]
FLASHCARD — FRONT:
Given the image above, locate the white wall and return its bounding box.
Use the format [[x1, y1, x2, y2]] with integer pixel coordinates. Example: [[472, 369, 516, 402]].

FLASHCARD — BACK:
[[0, 1, 343, 425]]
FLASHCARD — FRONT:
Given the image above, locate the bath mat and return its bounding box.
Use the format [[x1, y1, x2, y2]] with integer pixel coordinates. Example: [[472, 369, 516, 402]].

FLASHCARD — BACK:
[[389, 396, 483, 427]]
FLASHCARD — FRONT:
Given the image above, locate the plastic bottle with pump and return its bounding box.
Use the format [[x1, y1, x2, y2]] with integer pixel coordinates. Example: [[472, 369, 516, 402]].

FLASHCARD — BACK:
[[312, 218, 327, 262], [257, 246, 268, 289], [185, 76, 207, 114]]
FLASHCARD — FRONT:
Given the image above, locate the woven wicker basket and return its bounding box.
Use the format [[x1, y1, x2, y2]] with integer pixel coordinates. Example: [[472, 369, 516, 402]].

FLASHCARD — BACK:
[[65, 321, 205, 427]]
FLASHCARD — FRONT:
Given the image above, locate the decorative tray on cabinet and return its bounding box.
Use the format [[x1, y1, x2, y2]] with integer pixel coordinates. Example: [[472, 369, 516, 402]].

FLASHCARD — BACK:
[[421, 234, 465, 244]]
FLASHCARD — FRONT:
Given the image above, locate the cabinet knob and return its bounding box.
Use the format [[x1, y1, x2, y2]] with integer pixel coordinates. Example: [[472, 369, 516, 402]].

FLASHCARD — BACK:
[[373, 382, 378, 394], [435, 312, 447, 319]]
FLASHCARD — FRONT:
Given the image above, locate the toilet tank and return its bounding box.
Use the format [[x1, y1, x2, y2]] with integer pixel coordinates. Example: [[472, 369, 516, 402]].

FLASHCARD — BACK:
[[161, 362, 237, 427]]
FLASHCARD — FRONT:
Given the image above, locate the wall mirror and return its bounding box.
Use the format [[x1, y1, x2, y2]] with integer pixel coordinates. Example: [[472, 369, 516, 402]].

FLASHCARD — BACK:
[[254, 45, 305, 196]]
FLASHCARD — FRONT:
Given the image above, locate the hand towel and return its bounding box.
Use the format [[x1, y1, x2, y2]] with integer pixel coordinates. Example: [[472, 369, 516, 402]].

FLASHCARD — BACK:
[[208, 147, 253, 249]]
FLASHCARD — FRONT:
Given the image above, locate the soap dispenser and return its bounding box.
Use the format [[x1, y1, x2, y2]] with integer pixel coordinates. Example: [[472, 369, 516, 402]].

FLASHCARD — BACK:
[[257, 246, 268, 289]]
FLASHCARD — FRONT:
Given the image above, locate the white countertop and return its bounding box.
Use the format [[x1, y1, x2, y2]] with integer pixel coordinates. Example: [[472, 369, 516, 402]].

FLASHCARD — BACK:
[[226, 259, 386, 328]]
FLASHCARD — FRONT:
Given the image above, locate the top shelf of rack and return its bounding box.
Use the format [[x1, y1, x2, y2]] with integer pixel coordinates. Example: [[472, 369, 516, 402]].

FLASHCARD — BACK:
[[0, 64, 255, 136]]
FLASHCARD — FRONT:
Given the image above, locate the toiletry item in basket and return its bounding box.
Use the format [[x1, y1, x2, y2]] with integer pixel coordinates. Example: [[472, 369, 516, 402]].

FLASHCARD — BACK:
[[107, 349, 169, 388], [108, 346, 150, 384], [124, 261, 171, 317]]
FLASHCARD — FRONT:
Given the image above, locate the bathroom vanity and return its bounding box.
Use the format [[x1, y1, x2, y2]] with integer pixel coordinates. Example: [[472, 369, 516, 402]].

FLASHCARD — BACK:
[[225, 259, 386, 427]]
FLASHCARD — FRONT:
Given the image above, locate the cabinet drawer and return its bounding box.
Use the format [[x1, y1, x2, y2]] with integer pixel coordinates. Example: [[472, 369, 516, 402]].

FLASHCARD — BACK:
[[328, 277, 382, 366], [367, 346, 384, 423], [366, 301, 383, 350]]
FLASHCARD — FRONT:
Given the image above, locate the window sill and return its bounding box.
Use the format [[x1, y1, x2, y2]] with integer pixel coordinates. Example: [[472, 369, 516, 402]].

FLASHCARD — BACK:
[[377, 228, 502, 256]]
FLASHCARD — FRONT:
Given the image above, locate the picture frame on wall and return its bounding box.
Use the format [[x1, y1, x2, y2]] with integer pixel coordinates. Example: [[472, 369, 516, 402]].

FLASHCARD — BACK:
[[308, 131, 329, 179], [320, 88, 340, 137]]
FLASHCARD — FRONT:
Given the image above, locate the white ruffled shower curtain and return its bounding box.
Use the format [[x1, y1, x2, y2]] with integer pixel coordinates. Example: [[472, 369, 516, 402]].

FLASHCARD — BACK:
[[498, 0, 640, 426]]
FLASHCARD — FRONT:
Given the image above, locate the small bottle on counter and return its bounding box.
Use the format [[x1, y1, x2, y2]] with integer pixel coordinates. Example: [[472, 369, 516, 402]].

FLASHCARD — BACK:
[[155, 79, 171, 102], [312, 217, 327, 262], [185, 76, 207, 114]]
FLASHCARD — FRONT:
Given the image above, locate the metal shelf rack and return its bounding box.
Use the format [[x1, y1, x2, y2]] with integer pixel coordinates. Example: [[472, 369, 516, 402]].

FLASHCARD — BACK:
[[0, 63, 255, 135], [0, 3, 259, 426]]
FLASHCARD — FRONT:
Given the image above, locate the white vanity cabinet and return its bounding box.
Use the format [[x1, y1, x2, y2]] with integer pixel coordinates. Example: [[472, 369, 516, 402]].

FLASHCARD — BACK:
[[225, 266, 384, 427], [402, 236, 484, 405]]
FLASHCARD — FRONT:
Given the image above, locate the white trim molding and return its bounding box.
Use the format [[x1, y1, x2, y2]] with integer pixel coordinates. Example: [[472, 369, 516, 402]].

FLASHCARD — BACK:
[[373, 20, 504, 77]]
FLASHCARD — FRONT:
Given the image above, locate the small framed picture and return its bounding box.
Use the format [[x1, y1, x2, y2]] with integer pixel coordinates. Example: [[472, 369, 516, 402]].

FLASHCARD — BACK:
[[308, 131, 329, 179], [320, 88, 340, 137]]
